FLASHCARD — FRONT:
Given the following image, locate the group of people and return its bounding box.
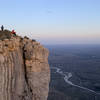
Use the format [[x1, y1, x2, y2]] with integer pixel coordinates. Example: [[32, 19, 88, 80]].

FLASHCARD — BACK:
[[1, 25, 16, 36]]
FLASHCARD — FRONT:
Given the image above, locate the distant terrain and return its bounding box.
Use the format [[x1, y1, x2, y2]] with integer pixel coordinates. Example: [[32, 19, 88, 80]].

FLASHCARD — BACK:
[[47, 45, 100, 100]]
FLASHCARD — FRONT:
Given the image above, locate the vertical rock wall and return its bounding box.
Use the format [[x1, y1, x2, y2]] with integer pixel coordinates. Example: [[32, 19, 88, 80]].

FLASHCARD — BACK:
[[0, 36, 50, 100]]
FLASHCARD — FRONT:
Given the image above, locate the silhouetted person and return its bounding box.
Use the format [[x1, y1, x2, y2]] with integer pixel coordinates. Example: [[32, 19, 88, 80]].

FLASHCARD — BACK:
[[1, 25, 4, 31]]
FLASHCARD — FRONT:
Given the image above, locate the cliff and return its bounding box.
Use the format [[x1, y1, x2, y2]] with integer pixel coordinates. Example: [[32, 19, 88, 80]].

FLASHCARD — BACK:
[[0, 30, 50, 100]]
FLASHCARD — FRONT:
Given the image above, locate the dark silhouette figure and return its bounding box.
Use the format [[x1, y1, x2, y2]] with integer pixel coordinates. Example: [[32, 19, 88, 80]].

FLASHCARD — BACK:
[[1, 25, 4, 31]]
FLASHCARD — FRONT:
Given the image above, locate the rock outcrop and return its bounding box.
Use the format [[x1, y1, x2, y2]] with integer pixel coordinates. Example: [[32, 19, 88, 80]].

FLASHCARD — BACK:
[[0, 31, 50, 100]]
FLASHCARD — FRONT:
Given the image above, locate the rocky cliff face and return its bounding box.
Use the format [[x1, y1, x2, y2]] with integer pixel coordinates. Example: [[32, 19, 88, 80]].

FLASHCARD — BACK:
[[0, 32, 50, 100]]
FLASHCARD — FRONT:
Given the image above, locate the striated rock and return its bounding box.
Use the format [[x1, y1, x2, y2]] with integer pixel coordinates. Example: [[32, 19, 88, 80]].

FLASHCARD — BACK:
[[0, 32, 50, 100]]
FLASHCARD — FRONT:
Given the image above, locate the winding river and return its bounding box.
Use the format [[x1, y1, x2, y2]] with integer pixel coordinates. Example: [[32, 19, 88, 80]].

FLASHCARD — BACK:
[[51, 67, 100, 95]]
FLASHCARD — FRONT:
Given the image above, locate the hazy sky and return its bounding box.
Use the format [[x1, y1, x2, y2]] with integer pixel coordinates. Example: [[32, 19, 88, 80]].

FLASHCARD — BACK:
[[0, 0, 100, 44]]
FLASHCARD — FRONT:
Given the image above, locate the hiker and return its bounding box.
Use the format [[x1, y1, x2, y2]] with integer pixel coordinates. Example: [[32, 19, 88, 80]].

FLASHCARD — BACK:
[[11, 30, 16, 36], [1, 25, 4, 31]]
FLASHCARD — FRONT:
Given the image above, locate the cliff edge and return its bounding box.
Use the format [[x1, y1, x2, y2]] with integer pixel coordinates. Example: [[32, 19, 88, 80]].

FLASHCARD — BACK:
[[0, 30, 50, 100]]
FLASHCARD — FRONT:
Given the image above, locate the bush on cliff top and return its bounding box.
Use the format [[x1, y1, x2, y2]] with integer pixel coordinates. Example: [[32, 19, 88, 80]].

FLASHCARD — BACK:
[[0, 30, 12, 40]]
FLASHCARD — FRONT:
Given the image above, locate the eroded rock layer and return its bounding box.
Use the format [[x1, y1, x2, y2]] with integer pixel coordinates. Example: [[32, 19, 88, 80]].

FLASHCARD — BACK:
[[0, 34, 50, 100]]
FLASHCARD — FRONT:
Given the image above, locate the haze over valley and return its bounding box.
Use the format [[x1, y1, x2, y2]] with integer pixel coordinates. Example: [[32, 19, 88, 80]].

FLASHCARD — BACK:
[[47, 45, 100, 100]]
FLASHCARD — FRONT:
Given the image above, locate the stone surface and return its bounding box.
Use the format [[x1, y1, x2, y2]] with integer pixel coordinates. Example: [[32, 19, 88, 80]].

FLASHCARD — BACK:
[[0, 33, 50, 100]]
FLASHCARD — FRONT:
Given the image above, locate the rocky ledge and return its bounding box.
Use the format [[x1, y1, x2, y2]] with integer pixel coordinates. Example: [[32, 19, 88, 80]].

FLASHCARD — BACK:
[[0, 30, 50, 100]]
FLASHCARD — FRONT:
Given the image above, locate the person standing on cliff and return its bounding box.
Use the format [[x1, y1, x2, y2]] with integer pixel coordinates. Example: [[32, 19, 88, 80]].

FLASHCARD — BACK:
[[1, 25, 4, 31]]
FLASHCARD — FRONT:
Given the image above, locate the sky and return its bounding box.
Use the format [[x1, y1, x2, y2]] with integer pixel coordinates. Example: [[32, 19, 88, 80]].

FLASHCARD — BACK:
[[0, 0, 100, 44]]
